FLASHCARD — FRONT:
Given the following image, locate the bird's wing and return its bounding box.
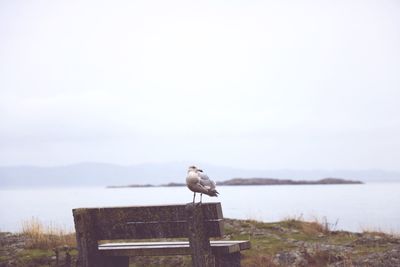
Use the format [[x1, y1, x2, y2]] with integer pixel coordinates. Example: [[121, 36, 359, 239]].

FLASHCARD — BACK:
[[198, 172, 209, 181], [198, 172, 216, 190]]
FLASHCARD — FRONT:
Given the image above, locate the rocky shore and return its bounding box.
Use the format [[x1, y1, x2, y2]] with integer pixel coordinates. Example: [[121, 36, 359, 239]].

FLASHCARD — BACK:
[[225, 219, 400, 267], [1, 219, 399, 267], [0, 232, 76, 267]]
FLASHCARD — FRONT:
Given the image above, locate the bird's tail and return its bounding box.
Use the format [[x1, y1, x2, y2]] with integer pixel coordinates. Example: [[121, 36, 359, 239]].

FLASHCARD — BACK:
[[207, 189, 219, 197]]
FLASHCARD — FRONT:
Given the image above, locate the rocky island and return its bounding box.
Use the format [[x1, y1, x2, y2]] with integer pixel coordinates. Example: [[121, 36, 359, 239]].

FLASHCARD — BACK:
[[107, 177, 363, 188], [218, 177, 363, 186]]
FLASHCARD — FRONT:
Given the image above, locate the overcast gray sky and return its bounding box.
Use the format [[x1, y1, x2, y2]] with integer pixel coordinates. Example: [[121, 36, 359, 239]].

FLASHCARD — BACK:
[[0, 0, 399, 170]]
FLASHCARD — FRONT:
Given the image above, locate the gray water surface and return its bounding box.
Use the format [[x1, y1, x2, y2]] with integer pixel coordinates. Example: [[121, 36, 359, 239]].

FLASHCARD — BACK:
[[1, 183, 399, 233]]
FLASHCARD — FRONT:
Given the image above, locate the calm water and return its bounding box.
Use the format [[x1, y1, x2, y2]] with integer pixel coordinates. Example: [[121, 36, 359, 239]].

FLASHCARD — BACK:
[[1, 183, 400, 233]]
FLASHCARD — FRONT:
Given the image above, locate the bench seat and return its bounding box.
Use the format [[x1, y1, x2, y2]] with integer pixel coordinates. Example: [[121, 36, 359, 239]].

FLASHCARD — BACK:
[[99, 240, 251, 256]]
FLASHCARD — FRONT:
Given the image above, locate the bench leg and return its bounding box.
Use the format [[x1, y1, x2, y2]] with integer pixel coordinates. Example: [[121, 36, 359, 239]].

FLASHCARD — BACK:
[[215, 252, 241, 267], [186, 203, 213, 267], [103, 256, 129, 267]]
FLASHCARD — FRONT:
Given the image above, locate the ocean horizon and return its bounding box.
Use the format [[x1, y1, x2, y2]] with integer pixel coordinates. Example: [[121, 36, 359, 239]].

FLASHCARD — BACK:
[[1, 182, 400, 234]]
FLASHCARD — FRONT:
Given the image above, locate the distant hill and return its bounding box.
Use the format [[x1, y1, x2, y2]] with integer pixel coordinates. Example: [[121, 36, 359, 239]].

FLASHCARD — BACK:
[[0, 162, 398, 188], [108, 178, 362, 188], [218, 177, 363, 185]]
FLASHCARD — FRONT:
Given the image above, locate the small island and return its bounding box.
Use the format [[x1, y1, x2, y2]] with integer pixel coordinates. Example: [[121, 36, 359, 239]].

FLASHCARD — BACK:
[[107, 177, 363, 188], [218, 177, 363, 186]]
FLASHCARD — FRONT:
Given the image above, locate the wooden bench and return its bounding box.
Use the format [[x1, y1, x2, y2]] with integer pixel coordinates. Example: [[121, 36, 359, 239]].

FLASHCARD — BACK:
[[72, 202, 250, 267]]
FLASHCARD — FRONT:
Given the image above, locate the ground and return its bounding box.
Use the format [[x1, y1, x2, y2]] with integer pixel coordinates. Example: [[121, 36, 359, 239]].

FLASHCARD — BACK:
[[1, 219, 399, 266]]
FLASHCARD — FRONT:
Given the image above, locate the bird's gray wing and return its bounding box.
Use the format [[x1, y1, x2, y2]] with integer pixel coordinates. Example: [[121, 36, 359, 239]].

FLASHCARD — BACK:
[[198, 172, 217, 191], [190, 183, 210, 195]]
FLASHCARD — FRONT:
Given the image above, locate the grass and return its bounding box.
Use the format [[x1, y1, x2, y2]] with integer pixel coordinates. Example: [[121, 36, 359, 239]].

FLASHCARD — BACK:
[[281, 215, 335, 235], [1, 217, 397, 267], [20, 217, 76, 249], [17, 249, 54, 264], [227, 217, 388, 266]]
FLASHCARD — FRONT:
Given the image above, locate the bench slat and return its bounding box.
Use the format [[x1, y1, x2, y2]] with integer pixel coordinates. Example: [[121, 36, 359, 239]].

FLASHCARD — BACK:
[[73, 203, 224, 240], [98, 240, 251, 257]]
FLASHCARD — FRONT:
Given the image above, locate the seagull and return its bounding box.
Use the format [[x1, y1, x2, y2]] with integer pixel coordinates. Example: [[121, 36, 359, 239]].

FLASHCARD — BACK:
[[186, 166, 219, 203]]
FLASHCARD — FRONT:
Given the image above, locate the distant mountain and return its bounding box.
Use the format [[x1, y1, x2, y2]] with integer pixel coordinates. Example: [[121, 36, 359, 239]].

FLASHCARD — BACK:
[[108, 178, 363, 188], [0, 162, 399, 188], [0, 162, 188, 187], [218, 177, 363, 186]]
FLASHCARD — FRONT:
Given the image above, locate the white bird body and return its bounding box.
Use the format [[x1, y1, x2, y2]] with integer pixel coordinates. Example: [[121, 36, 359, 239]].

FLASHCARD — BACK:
[[186, 166, 219, 203]]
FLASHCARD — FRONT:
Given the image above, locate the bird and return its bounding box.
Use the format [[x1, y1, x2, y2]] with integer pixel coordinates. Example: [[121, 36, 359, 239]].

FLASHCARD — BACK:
[[186, 166, 219, 203]]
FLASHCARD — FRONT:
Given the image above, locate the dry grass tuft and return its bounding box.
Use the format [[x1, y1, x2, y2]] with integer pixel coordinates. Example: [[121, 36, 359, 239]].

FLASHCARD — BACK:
[[302, 218, 331, 235], [243, 254, 277, 267], [20, 217, 76, 249], [282, 215, 336, 235]]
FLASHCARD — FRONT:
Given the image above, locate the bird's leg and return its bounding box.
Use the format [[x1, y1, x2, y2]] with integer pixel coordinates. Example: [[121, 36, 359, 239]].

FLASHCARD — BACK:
[[193, 192, 196, 204], [194, 193, 203, 206]]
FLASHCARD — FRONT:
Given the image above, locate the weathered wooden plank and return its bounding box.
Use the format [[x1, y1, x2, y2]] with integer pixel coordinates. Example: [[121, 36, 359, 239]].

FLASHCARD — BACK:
[[100, 244, 191, 256], [98, 240, 250, 256], [73, 203, 224, 240], [75, 202, 222, 223], [185, 203, 214, 267], [73, 208, 107, 267], [212, 240, 251, 252], [99, 240, 250, 249], [98, 219, 223, 239]]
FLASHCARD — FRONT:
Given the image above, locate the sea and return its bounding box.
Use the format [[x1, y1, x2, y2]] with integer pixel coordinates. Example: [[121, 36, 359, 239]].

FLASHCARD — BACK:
[[1, 182, 400, 233]]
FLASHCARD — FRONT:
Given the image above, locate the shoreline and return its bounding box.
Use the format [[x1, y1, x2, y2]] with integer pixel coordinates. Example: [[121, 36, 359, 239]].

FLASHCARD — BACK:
[[107, 177, 363, 188]]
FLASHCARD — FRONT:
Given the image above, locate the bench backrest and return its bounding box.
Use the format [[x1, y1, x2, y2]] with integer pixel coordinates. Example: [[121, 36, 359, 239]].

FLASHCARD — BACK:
[[73, 202, 224, 241]]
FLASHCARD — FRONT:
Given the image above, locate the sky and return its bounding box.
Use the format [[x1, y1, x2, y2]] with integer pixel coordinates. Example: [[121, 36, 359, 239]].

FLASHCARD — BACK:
[[0, 0, 399, 170]]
